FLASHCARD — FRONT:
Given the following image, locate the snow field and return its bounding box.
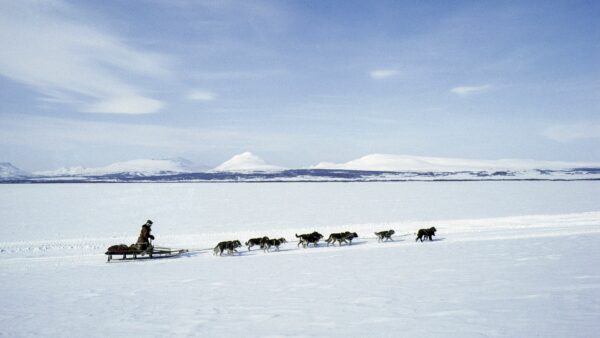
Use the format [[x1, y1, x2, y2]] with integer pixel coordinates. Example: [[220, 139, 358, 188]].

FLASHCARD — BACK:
[[1, 226, 599, 337], [1, 182, 599, 337]]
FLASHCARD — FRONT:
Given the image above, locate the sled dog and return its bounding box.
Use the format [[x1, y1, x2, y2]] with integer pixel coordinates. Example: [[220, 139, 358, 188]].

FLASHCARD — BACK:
[[245, 236, 269, 251], [295, 232, 323, 248], [213, 240, 242, 256], [375, 229, 395, 242], [260, 237, 286, 252], [415, 227, 437, 242], [326, 231, 358, 246]]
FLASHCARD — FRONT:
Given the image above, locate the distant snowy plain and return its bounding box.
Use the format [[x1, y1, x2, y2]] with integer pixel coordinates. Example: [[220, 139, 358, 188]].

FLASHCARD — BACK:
[[1, 182, 599, 337]]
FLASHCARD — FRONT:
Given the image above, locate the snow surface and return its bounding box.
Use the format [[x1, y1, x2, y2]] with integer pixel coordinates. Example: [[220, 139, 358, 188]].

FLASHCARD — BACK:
[[212, 152, 284, 172], [313, 153, 600, 172], [1, 182, 599, 337]]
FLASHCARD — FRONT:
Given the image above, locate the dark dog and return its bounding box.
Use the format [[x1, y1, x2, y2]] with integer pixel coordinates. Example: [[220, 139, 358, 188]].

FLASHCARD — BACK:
[[260, 237, 286, 252], [245, 236, 269, 251], [213, 240, 242, 256], [343, 232, 358, 245], [326, 232, 344, 246], [326, 231, 359, 246], [375, 229, 395, 242], [295, 232, 323, 248], [415, 227, 437, 242]]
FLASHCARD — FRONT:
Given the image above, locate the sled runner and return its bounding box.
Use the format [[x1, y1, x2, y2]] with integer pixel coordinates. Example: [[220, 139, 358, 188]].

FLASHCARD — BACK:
[[105, 244, 188, 262]]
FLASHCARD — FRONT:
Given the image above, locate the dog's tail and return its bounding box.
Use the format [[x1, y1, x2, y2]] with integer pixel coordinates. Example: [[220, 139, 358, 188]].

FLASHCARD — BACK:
[[295, 233, 301, 238]]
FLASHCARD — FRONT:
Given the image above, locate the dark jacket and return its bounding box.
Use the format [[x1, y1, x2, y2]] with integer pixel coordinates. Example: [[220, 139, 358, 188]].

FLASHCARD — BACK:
[[136, 224, 155, 245]]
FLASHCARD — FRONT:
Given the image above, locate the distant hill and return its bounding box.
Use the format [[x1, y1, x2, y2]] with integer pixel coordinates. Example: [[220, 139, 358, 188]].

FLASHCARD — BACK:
[[212, 152, 284, 172], [313, 154, 600, 172], [33, 158, 207, 177], [2, 154, 600, 182], [0, 162, 29, 179]]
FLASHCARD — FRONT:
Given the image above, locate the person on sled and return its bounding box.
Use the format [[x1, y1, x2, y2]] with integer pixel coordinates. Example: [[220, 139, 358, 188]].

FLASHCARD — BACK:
[[134, 220, 155, 253]]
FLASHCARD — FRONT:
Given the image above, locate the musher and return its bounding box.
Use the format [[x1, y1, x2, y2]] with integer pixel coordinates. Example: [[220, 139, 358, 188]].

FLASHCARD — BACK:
[[134, 219, 155, 253]]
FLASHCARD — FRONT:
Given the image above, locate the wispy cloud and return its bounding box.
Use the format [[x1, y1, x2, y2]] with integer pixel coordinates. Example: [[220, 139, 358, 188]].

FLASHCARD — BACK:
[[369, 69, 399, 80], [0, 115, 228, 149], [187, 89, 216, 101], [0, 1, 170, 114], [542, 122, 600, 142], [0, 115, 292, 163], [450, 85, 491, 96]]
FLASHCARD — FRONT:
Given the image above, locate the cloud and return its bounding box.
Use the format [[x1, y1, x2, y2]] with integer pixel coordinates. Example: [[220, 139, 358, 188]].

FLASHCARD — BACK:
[[187, 90, 216, 101], [450, 85, 491, 96], [369, 69, 399, 80], [542, 122, 600, 142], [0, 115, 294, 159], [0, 115, 231, 151], [82, 96, 165, 114], [0, 1, 169, 114]]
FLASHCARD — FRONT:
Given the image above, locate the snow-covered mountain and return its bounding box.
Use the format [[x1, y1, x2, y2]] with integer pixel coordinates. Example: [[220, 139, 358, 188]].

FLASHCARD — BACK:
[[34, 158, 206, 177], [313, 154, 600, 172], [0, 162, 29, 178], [212, 152, 284, 172], [3, 154, 600, 182]]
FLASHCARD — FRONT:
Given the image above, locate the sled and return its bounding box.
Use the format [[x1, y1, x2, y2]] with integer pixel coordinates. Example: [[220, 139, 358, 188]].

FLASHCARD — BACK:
[[105, 244, 188, 262]]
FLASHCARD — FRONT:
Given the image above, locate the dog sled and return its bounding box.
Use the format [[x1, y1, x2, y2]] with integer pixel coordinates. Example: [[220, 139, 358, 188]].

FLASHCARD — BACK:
[[105, 244, 188, 262]]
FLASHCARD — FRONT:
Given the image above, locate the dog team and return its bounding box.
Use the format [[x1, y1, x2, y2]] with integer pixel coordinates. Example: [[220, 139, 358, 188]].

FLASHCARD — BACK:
[[213, 227, 437, 256]]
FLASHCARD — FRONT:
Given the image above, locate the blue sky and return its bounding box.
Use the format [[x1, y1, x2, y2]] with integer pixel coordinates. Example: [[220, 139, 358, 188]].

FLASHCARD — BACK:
[[0, 0, 599, 171]]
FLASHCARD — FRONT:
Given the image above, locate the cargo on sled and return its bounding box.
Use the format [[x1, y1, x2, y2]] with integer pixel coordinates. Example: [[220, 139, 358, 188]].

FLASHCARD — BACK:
[[105, 243, 188, 262]]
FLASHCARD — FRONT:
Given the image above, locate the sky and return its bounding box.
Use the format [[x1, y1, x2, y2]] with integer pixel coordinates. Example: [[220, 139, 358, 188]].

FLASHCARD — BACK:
[[0, 0, 599, 171]]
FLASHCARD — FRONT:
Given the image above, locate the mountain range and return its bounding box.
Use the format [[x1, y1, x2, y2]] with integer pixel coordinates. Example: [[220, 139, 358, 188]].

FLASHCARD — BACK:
[[2, 153, 600, 182]]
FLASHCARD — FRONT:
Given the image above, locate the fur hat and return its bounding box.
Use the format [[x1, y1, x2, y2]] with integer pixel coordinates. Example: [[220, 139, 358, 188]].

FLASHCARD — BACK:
[[145, 220, 153, 226]]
